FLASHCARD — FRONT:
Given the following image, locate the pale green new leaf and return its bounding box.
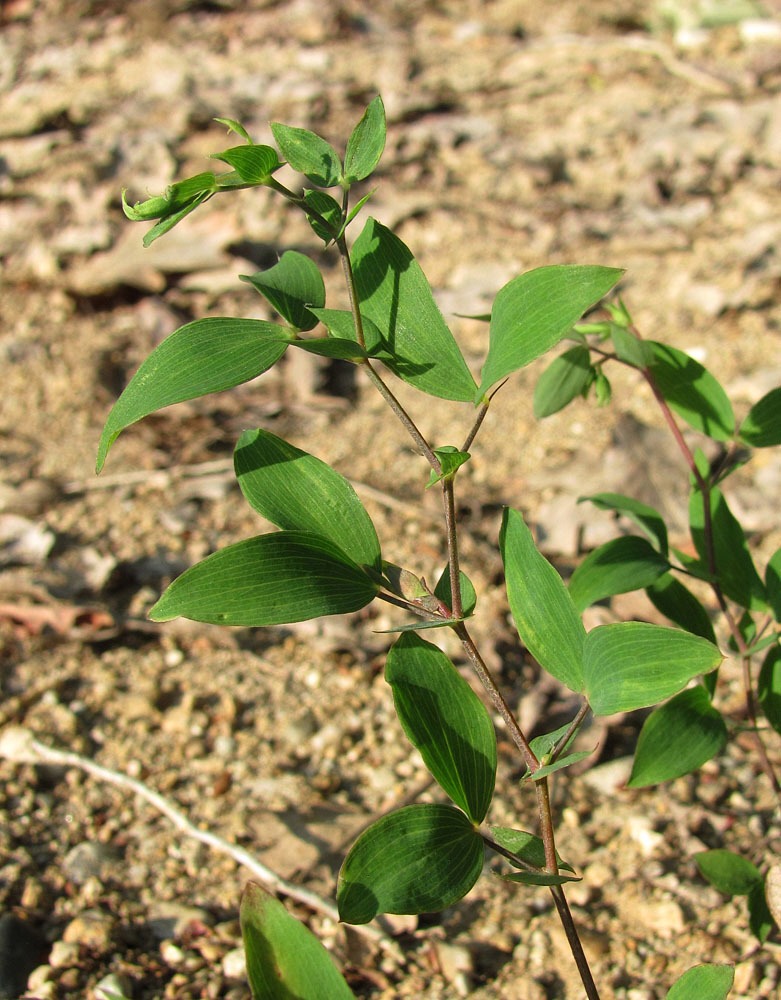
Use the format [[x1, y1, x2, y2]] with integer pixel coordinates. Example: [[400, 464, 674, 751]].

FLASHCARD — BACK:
[[489, 826, 575, 873], [241, 883, 355, 1000], [96, 318, 289, 472], [241, 251, 325, 331], [344, 95, 386, 183], [386, 633, 496, 823], [646, 342, 735, 441], [270, 121, 342, 187], [477, 265, 623, 398], [211, 144, 282, 183], [337, 804, 483, 923], [568, 536, 671, 612], [666, 964, 734, 1000], [352, 219, 477, 402], [628, 686, 727, 787], [500, 508, 586, 694], [234, 429, 381, 570], [149, 531, 378, 626], [583, 621, 722, 716]]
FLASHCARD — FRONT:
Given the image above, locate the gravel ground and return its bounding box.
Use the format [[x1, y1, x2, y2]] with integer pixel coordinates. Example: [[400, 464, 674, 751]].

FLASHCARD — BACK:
[[1, 1, 781, 997]]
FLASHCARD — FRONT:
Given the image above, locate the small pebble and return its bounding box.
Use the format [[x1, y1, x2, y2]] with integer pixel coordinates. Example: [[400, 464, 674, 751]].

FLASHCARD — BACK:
[[221, 946, 246, 980], [62, 909, 116, 951]]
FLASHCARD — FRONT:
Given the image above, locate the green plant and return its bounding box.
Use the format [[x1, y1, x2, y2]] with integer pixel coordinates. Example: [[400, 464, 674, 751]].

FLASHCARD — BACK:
[[99, 95, 779, 998]]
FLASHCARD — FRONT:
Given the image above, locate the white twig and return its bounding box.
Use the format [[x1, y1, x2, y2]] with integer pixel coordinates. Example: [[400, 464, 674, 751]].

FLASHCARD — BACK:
[[0, 726, 400, 956]]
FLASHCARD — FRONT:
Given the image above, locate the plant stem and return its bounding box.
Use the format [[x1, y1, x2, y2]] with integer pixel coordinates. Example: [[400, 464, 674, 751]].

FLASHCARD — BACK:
[[551, 885, 601, 1000], [442, 478, 463, 620]]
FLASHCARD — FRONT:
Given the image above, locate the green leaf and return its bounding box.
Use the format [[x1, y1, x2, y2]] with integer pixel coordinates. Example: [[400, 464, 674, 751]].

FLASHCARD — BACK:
[[646, 342, 735, 441], [568, 536, 671, 613], [529, 722, 577, 761], [344, 95, 386, 183], [351, 218, 477, 402], [337, 804, 483, 923], [689, 485, 767, 611], [579, 492, 668, 555], [427, 446, 470, 487], [433, 565, 477, 617], [285, 337, 369, 360], [666, 964, 734, 1000], [234, 429, 381, 571], [477, 265, 623, 399], [593, 370, 612, 406], [758, 644, 781, 736], [527, 750, 594, 781], [149, 531, 378, 627], [489, 826, 575, 873], [500, 508, 586, 694], [214, 117, 254, 143], [386, 634, 496, 822], [241, 251, 325, 331], [211, 144, 282, 183], [628, 686, 727, 787], [141, 191, 212, 246], [165, 172, 219, 206], [739, 386, 781, 447], [749, 881, 774, 943], [766, 547, 781, 620], [610, 324, 651, 368], [583, 621, 722, 716], [304, 190, 343, 243], [270, 121, 342, 187], [533, 345, 593, 418], [121, 189, 171, 221], [96, 318, 289, 472], [240, 882, 355, 1000], [646, 573, 717, 643], [695, 850, 762, 896], [309, 306, 384, 354]]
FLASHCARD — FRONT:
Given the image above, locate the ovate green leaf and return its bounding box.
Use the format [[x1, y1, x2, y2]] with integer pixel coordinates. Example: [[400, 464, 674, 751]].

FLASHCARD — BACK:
[[568, 536, 670, 612], [489, 827, 575, 873], [739, 386, 781, 447], [433, 565, 477, 617], [766, 547, 781, 619], [386, 633, 496, 823], [749, 882, 774, 943], [337, 804, 483, 923], [579, 492, 668, 555], [628, 686, 727, 787], [646, 573, 716, 643], [344, 95, 386, 183], [241, 883, 355, 1000], [149, 531, 378, 626], [533, 345, 593, 418], [477, 265, 623, 398], [241, 251, 325, 331], [646, 342, 735, 441], [270, 121, 342, 187], [234, 429, 381, 570], [583, 621, 722, 716], [695, 849, 762, 896], [758, 644, 781, 736], [211, 144, 282, 183], [499, 508, 586, 694], [352, 219, 477, 402], [96, 318, 288, 472], [665, 964, 734, 1000]]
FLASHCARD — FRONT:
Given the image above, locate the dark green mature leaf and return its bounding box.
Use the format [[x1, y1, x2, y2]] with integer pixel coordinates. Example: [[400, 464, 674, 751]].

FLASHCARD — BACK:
[[665, 964, 734, 1000], [500, 508, 586, 694], [286, 337, 369, 360], [337, 804, 483, 923], [689, 485, 767, 610], [610, 324, 651, 368], [646, 342, 735, 441], [583, 621, 722, 716], [646, 573, 716, 643], [211, 144, 282, 183], [149, 531, 378, 626], [739, 386, 781, 447], [241, 251, 325, 331], [568, 536, 671, 612], [477, 265, 623, 399], [758, 644, 781, 736], [528, 750, 594, 781], [749, 882, 774, 943], [241, 883, 355, 1000], [533, 345, 593, 418], [270, 121, 342, 187], [352, 219, 477, 402], [433, 565, 477, 617], [489, 827, 575, 873], [344, 96, 386, 183], [386, 634, 496, 822], [696, 850, 762, 896], [96, 318, 289, 472], [766, 548, 781, 620], [580, 492, 668, 555], [309, 306, 384, 354], [304, 190, 342, 242], [501, 871, 581, 886], [234, 429, 381, 570], [628, 686, 727, 787]]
